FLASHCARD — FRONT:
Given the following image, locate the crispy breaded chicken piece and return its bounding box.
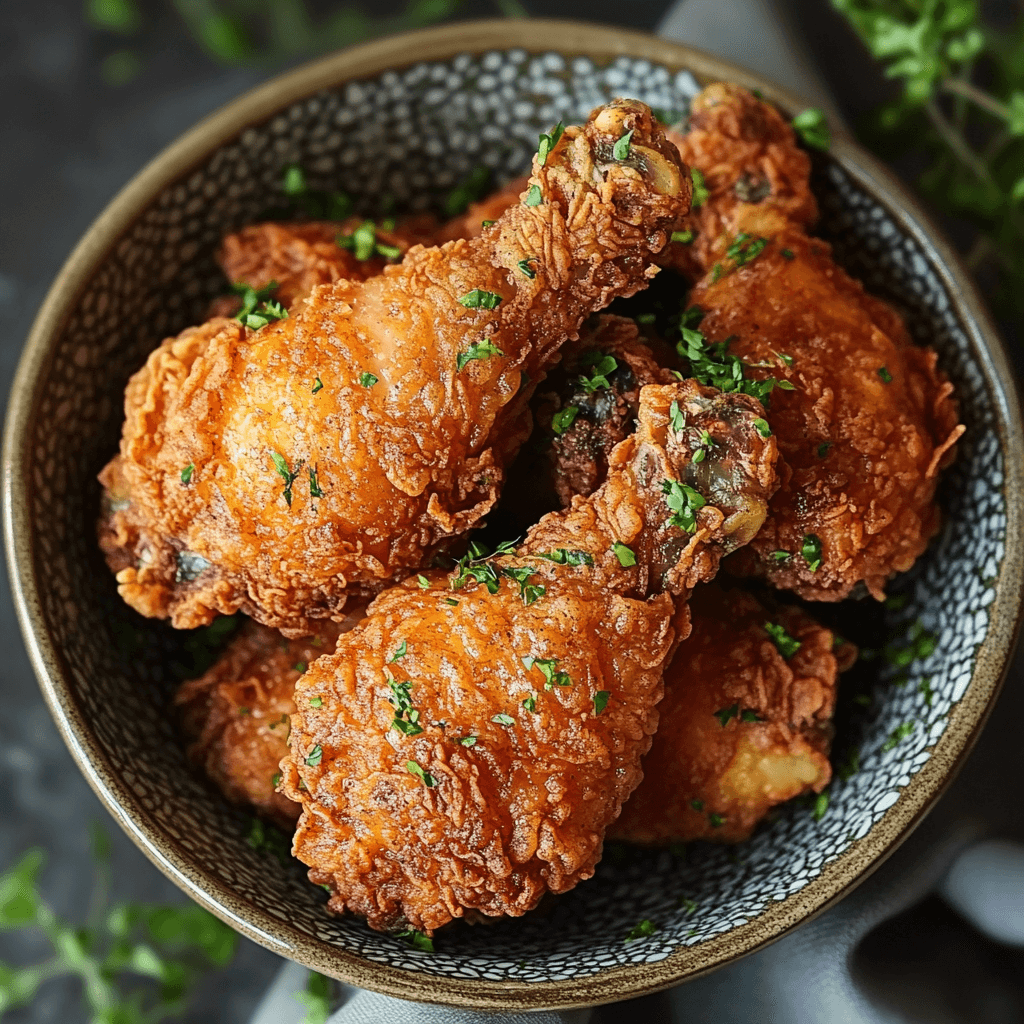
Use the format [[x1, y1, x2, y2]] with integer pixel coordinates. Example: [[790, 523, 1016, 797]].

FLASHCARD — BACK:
[[208, 216, 439, 316], [98, 100, 692, 636], [688, 232, 963, 601], [279, 381, 778, 934], [175, 612, 362, 828], [611, 584, 852, 845]]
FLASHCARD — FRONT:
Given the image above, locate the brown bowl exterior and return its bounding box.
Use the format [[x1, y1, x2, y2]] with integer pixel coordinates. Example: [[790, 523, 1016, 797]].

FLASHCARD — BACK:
[[4, 19, 1023, 1011]]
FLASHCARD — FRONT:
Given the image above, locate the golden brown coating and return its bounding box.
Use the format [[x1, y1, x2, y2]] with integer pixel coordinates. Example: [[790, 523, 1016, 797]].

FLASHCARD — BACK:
[[433, 175, 531, 243], [660, 82, 818, 279], [280, 380, 779, 934], [211, 216, 439, 314], [98, 100, 693, 636], [688, 232, 963, 601], [611, 585, 850, 845], [175, 613, 362, 828]]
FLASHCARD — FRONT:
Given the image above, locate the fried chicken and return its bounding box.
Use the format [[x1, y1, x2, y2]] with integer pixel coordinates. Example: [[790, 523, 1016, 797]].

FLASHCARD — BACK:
[[279, 380, 778, 934], [99, 100, 692, 636], [611, 584, 852, 845], [175, 612, 361, 828]]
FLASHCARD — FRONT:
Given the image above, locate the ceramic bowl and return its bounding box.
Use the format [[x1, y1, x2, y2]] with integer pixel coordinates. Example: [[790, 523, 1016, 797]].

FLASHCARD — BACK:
[[4, 19, 1022, 1011]]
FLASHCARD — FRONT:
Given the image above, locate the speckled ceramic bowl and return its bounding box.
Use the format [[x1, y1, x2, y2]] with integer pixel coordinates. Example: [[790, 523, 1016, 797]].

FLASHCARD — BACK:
[[4, 19, 1022, 1011]]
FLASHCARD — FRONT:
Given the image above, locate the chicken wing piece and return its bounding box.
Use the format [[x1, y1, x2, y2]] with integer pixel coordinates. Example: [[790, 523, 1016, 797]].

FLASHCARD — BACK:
[[278, 379, 778, 934], [99, 100, 692, 636], [685, 232, 963, 601], [207, 215, 439, 316], [610, 584, 852, 845], [175, 611, 362, 829]]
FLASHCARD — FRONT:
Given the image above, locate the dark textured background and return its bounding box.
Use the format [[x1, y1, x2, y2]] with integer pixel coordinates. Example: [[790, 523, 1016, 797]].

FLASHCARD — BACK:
[[1, 2, 1021, 1021]]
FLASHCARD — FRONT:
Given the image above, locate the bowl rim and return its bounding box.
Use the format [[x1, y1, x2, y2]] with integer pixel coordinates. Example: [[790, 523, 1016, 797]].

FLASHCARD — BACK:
[[4, 17, 1023, 1011]]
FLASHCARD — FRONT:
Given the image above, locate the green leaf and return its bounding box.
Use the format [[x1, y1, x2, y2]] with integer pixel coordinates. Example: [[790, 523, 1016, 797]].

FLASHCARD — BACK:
[[551, 405, 578, 434], [612, 542, 636, 567], [612, 128, 634, 160], [406, 760, 436, 787], [456, 339, 504, 371], [87, 0, 140, 34], [690, 167, 709, 208], [295, 970, 334, 1024], [592, 691, 610, 716], [198, 13, 251, 63], [792, 108, 831, 150], [524, 184, 543, 206], [1008, 92, 1024, 136], [0, 850, 43, 930]]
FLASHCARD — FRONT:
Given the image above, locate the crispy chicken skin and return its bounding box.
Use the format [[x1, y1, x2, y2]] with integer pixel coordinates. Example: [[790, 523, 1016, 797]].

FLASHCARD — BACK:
[[99, 100, 693, 636], [175, 613, 361, 828], [611, 584, 851, 845], [279, 381, 778, 934], [690, 232, 963, 601]]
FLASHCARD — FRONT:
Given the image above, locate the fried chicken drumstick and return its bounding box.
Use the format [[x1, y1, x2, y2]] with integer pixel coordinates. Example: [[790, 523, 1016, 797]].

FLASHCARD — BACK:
[[99, 100, 692, 636], [662, 84, 963, 601], [278, 381, 778, 934], [611, 584, 852, 845]]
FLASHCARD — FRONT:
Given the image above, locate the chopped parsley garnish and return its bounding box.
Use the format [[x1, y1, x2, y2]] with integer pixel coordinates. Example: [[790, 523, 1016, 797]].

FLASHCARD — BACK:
[[536, 548, 593, 566], [690, 167, 709, 208], [281, 164, 352, 219], [241, 298, 288, 331], [577, 351, 618, 392], [458, 735, 477, 747], [593, 691, 610, 716], [396, 928, 434, 952], [524, 184, 542, 206], [444, 597, 459, 606], [491, 713, 515, 726], [612, 128, 634, 160], [481, 219, 496, 228], [458, 289, 503, 309], [817, 441, 832, 458], [312, 375, 324, 394], [450, 547, 502, 594], [551, 405, 579, 434], [270, 451, 304, 507], [272, 771, 281, 786], [444, 165, 490, 217], [878, 366, 893, 383], [635, 312, 657, 324], [801, 533, 823, 572], [669, 400, 685, 432], [376, 242, 401, 261], [753, 417, 771, 438], [304, 744, 323, 767], [612, 542, 636, 567], [708, 813, 725, 828], [517, 258, 537, 278], [293, 662, 307, 674], [813, 792, 829, 820], [714, 704, 739, 727], [282, 165, 305, 196], [711, 263, 723, 283], [359, 372, 378, 388], [792, 107, 831, 151], [771, 550, 791, 562], [405, 760, 436, 786], [671, 228, 696, 244], [881, 722, 914, 753], [388, 641, 408, 662], [661, 478, 706, 533], [308, 465, 323, 499], [456, 339, 504, 371], [232, 280, 279, 324], [781, 248, 795, 260], [884, 622, 938, 668], [765, 621, 802, 659], [309, 696, 323, 708], [740, 709, 763, 723], [725, 232, 770, 268], [522, 695, 537, 713], [624, 919, 657, 943], [388, 679, 423, 736], [181, 462, 194, 484], [536, 121, 565, 166], [522, 655, 571, 690], [417, 574, 430, 588], [690, 798, 704, 811], [500, 564, 545, 606], [337, 220, 399, 262]]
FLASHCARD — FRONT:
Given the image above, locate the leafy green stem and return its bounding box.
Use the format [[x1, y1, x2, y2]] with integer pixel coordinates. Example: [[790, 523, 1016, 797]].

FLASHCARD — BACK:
[[923, 99, 992, 183], [940, 76, 1013, 122]]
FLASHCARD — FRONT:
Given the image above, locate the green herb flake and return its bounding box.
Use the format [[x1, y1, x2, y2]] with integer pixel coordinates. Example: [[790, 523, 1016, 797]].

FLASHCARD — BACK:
[[536, 121, 565, 165], [612, 542, 636, 568], [671, 228, 696, 244], [388, 679, 423, 737], [708, 813, 726, 828], [388, 641, 408, 663], [523, 655, 571, 691], [740, 709, 763, 723], [311, 375, 324, 394], [669, 399, 685, 432], [714, 703, 739, 727], [524, 184, 543, 206], [801, 533, 823, 572], [690, 798, 704, 812], [812, 791, 829, 821], [792, 107, 831, 151], [878, 366, 893, 384], [272, 771, 282, 787], [309, 696, 323, 708], [405, 760, 436, 787], [304, 744, 323, 767], [781, 248, 795, 260], [771, 550, 791, 562], [308, 465, 323, 499], [881, 722, 914, 753], [624, 919, 657, 943], [522, 695, 537, 713], [293, 661, 307, 674], [395, 928, 434, 952], [612, 128, 634, 160], [577, 351, 618, 392], [765, 621, 802, 659], [753, 417, 772, 438], [517, 258, 537, 278], [445, 165, 490, 217], [536, 547, 593, 567], [456, 339, 505, 372], [817, 441, 832, 458], [444, 597, 459, 606], [593, 690, 610, 716], [661, 478, 706, 533], [459, 735, 477, 747], [481, 219, 496, 228], [181, 462, 195, 484], [491, 713, 515, 726], [458, 289, 503, 310], [270, 451, 304, 508], [551, 405, 579, 435], [690, 167, 709, 208]]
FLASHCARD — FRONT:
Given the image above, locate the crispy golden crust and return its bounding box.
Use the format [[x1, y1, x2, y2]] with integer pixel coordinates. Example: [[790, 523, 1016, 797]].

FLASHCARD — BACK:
[[281, 381, 778, 933], [98, 100, 693, 635], [175, 614, 360, 828], [688, 233, 964, 601], [660, 82, 817, 279], [611, 585, 846, 845]]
